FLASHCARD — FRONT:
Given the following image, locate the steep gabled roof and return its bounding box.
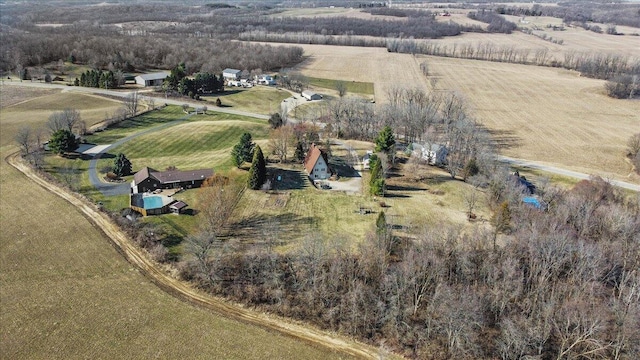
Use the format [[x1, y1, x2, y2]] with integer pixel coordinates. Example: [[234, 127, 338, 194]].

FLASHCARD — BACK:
[[304, 144, 329, 174]]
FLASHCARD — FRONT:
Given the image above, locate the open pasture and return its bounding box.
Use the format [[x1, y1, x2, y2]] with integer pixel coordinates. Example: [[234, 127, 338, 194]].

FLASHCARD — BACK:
[[426, 55, 640, 183]]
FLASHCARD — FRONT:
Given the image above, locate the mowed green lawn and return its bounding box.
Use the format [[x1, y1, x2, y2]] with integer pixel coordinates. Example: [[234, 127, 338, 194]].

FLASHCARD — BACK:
[[0, 89, 348, 359], [307, 76, 374, 95], [202, 86, 290, 115], [105, 120, 269, 172]]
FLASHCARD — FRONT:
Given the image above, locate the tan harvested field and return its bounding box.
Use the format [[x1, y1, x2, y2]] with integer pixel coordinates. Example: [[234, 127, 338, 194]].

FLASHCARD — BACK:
[[425, 55, 640, 183], [0, 86, 356, 359], [281, 43, 640, 183], [292, 43, 429, 104], [0, 87, 122, 147]]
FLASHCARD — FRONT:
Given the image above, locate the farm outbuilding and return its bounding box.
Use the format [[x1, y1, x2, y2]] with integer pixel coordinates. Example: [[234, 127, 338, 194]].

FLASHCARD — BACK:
[[222, 68, 242, 81], [135, 72, 169, 87], [302, 91, 323, 101]]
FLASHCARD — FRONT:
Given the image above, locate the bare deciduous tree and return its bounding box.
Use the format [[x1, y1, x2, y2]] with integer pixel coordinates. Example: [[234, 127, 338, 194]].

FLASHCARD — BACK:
[[15, 126, 32, 154], [47, 108, 81, 133], [124, 91, 139, 117]]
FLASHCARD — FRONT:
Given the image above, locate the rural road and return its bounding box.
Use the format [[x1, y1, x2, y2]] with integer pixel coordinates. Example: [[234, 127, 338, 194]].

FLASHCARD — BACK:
[[1, 81, 270, 120], [497, 156, 640, 192], [7, 152, 386, 360], [87, 114, 194, 196]]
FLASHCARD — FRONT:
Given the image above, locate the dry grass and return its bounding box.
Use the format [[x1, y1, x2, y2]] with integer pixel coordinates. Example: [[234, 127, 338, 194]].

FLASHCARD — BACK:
[[283, 43, 640, 183], [0, 86, 122, 147], [0, 88, 350, 360], [292, 43, 429, 104], [425, 55, 640, 183]]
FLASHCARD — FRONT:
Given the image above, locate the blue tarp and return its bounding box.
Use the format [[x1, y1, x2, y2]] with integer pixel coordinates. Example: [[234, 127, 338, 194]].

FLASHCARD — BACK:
[[523, 196, 542, 209]]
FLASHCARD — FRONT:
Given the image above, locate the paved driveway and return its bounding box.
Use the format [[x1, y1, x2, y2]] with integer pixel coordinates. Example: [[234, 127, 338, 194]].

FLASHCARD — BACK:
[[87, 114, 194, 196]]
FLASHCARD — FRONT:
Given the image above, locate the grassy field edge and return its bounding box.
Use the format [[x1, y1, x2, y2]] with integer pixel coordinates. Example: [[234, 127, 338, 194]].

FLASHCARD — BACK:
[[5, 151, 392, 360]]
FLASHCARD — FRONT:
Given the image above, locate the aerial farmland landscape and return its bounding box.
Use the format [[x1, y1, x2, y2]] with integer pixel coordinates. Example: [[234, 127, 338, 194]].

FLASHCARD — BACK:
[[1, 0, 639, 359]]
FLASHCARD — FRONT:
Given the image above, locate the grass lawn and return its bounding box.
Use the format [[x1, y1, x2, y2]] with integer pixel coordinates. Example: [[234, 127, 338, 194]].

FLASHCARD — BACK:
[[101, 119, 269, 173], [307, 76, 374, 95], [202, 86, 290, 115], [0, 148, 350, 360]]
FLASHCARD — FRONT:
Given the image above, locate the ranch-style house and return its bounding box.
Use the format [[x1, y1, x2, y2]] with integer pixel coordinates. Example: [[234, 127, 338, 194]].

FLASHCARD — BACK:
[[131, 167, 214, 194]]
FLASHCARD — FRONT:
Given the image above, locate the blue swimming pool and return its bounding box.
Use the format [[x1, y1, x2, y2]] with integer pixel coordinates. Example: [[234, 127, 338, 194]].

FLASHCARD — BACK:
[[143, 196, 164, 209]]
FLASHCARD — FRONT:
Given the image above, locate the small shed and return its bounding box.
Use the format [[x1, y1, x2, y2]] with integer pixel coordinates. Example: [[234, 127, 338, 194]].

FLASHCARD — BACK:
[[302, 91, 322, 101], [169, 201, 188, 214]]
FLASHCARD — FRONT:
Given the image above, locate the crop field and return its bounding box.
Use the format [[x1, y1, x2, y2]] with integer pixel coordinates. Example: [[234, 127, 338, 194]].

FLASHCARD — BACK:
[[0, 158, 349, 360], [0, 87, 122, 147], [0, 87, 350, 360], [292, 43, 429, 104], [424, 55, 640, 183], [284, 43, 640, 183], [203, 86, 290, 115]]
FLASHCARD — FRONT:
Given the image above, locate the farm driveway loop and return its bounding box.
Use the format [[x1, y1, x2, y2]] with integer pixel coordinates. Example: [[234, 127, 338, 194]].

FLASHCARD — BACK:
[[88, 114, 194, 196]]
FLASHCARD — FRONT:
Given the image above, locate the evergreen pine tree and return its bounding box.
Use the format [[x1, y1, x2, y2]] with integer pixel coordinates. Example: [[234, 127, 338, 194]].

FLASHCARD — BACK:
[[375, 125, 396, 154], [294, 141, 305, 162], [247, 145, 266, 190], [113, 153, 132, 177]]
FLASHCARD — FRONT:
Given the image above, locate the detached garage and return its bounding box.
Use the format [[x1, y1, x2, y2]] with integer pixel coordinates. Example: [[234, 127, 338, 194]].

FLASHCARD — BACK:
[[135, 72, 169, 87], [302, 91, 322, 101]]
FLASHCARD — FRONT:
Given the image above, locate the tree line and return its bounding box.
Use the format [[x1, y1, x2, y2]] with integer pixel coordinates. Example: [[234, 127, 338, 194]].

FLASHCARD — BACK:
[[1, 30, 304, 77], [179, 173, 639, 359]]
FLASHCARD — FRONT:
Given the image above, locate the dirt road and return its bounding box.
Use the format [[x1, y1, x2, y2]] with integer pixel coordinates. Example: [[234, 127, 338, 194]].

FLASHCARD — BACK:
[[6, 153, 391, 360]]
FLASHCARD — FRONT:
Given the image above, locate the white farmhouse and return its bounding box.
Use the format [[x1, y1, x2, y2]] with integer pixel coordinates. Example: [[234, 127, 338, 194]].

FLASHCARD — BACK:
[[412, 142, 448, 166], [304, 144, 331, 180], [362, 150, 374, 170], [222, 68, 242, 81]]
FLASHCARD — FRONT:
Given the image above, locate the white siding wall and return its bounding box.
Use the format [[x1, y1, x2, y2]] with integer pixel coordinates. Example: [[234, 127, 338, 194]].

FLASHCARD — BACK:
[[311, 157, 330, 179]]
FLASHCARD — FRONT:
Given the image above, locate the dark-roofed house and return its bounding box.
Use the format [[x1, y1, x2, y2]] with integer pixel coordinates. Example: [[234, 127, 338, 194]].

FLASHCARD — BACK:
[[131, 167, 214, 194], [304, 144, 331, 180], [135, 72, 169, 87], [222, 68, 242, 81]]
